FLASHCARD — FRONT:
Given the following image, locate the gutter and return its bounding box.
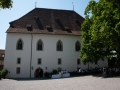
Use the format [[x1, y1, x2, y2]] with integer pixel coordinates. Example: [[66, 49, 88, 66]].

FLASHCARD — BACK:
[[30, 34, 33, 78]]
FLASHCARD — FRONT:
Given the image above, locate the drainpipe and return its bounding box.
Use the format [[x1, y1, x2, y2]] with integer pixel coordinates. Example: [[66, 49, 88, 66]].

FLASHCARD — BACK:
[[30, 34, 33, 78]]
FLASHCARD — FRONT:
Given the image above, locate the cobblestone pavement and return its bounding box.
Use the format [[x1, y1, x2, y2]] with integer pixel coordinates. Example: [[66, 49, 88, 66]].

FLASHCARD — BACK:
[[0, 76, 120, 90]]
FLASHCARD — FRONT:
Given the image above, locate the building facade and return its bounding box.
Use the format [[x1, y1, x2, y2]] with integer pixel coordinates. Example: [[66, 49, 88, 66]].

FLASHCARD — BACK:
[[4, 8, 108, 78]]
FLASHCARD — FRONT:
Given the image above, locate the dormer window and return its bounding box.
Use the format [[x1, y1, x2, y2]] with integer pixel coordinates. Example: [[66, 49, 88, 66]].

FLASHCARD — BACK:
[[46, 26, 51, 29], [26, 25, 33, 31], [46, 26, 53, 32], [10, 23, 14, 28], [65, 27, 71, 33], [65, 27, 70, 30]]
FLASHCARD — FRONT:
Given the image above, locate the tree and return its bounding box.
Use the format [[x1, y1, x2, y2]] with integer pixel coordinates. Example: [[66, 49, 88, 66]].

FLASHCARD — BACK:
[[0, 0, 13, 9], [80, 0, 120, 65]]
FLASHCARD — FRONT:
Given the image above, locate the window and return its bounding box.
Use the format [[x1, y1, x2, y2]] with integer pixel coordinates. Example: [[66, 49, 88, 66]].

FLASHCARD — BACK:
[[17, 58, 21, 64], [37, 40, 43, 51], [16, 67, 20, 74], [77, 59, 80, 65], [75, 41, 80, 51], [57, 40, 63, 51], [16, 39, 23, 50], [38, 58, 41, 64], [58, 59, 62, 65]]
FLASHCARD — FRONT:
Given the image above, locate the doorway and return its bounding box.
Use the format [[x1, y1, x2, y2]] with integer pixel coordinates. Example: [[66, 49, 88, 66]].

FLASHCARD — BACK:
[[35, 67, 43, 78]]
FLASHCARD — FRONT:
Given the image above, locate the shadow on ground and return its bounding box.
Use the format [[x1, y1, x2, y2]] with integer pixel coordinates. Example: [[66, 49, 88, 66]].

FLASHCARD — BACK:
[[2, 74, 120, 81]]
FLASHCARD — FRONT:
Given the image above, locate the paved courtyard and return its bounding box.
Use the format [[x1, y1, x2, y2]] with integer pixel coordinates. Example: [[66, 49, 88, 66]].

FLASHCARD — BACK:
[[0, 76, 120, 90]]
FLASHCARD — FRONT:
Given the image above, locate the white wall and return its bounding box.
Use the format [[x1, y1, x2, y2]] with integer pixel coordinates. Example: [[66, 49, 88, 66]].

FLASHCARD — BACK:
[[4, 33, 31, 78], [31, 34, 82, 78], [4, 33, 108, 78]]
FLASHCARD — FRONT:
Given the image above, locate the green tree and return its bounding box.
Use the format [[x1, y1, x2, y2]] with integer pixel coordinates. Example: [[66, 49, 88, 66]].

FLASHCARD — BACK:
[[0, 0, 13, 9], [80, 0, 120, 64]]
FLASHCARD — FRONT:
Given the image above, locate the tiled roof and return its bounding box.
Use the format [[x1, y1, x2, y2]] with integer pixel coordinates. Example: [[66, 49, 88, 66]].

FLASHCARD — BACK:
[[7, 8, 84, 35]]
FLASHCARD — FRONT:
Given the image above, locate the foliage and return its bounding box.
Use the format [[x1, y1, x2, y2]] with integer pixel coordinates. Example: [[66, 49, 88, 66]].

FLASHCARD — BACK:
[[44, 72, 50, 78], [51, 69, 58, 75], [80, 0, 120, 64], [0, 0, 13, 9], [69, 71, 77, 76], [1, 69, 8, 78]]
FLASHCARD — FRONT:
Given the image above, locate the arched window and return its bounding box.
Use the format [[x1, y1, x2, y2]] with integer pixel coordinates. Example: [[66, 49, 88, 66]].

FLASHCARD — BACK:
[[16, 39, 23, 50], [37, 40, 43, 51], [57, 40, 63, 51], [75, 41, 80, 51]]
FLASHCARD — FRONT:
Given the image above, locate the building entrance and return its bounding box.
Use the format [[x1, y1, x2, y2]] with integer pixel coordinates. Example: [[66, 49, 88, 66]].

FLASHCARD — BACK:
[[35, 67, 43, 78]]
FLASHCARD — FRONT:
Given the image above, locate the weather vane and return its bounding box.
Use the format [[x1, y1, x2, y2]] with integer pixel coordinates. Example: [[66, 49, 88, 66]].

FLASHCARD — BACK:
[[72, 2, 74, 11], [35, 2, 37, 8]]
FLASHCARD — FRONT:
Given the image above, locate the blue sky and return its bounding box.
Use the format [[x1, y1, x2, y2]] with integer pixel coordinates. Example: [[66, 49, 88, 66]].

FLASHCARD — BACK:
[[0, 0, 90, 49]]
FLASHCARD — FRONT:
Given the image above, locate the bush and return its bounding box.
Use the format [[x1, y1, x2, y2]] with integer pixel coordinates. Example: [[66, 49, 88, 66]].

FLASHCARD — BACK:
[[51, 69, 58, 75], [69, 71, 77, 76], [1, 69, 8, 78], [44, 72, 50, 78]]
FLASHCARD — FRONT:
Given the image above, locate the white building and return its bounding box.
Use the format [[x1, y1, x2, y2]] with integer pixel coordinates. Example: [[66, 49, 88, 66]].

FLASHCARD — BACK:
[[4, 8, 108, 78]]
